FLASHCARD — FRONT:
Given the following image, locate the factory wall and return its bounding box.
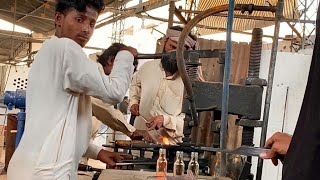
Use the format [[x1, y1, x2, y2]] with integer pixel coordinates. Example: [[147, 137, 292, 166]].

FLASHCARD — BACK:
[[0, 66, 30, 126], [251, 50, 312, 180]]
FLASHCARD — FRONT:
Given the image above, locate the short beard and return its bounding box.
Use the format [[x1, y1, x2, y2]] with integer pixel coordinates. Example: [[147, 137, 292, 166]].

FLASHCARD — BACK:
[[161, 49, 178, 75]]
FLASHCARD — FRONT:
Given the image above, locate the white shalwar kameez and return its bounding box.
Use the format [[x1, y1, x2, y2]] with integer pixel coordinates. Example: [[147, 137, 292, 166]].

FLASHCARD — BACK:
[[7, 36, 134, 180]]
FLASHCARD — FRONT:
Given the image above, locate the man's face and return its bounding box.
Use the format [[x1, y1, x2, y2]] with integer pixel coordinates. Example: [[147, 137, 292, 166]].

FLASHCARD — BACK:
[[164, 38, 190, 53], [164, 38, 177, 52], [55, 6, 98, 47]]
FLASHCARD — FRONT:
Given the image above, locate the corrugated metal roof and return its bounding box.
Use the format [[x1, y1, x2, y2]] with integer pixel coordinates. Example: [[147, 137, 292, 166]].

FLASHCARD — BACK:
[[0, 0, 117, 35], [0, 0, 113, 64], [0, 0, 56, 34], [0, 29, 30, 62], [197, 0, 297, 35]]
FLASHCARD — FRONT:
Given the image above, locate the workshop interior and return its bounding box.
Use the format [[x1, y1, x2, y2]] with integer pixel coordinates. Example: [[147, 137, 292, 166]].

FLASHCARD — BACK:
[[0, 0, 316, 179]]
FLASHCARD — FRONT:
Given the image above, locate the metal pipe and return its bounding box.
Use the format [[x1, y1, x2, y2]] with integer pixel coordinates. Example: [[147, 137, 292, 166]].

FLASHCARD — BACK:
[[302, 0, 308, 49], [176, 5, 230, 128], [174, 7, 188, 24], [221, 1, 235, 177], [177, 9, 315, 24], [0, 8, 54, 21], [256, 0, 284, 179], [136, 53, 163, 59], [137, 14, 290, 40], [10, 0, 17, 61], [168, 1, 175, 28], [16, 110, 25, 148]]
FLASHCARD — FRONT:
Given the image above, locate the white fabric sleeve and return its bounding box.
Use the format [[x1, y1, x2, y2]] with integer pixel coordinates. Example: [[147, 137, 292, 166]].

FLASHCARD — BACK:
[[62, 39, 134, 105], [129, 72, 141, 107], [83, 143, 103, 160], [162, 113, 185, 138]]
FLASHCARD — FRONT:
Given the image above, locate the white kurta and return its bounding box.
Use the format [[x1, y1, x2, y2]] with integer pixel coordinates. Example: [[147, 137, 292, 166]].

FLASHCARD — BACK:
[[7, 36, 134, 180], [129, 59, 185, 140]]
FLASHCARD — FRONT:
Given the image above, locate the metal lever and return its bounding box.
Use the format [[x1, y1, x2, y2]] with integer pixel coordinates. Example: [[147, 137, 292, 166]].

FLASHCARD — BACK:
[[135, 49, 223, 60]]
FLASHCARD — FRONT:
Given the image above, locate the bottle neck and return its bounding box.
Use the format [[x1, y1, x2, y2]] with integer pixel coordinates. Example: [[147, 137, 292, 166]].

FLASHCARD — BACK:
[[160, 154, 166, 159]]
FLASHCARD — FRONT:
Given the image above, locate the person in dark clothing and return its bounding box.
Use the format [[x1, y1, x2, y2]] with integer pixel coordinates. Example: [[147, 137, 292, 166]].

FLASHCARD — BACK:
[[260, 2, 320, 179]]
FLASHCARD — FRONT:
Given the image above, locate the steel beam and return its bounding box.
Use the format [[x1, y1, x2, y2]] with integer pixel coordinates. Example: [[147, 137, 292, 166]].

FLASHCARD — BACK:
[[175, 7, 188, 24], [286, 22, 303, 38], [136, 14, 289, 40], [0, 8, 54, 21], [168, 1, 175, 28], [16, 4, 45, 23], [96, 0, 178, 28], [256, 0, 284, 179], [177, 9, 315, 24]]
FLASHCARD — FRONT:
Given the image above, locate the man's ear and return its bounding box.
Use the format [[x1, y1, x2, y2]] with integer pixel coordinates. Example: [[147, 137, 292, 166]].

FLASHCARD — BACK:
[[107, 56, 115, 65], [55, 12, 63, 27]]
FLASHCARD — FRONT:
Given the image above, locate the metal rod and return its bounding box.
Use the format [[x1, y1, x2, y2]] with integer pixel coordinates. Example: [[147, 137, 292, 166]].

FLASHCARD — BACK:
[[0, 8, 54, 21], [220, 1, 235, 177], [302, 0, 308, 49], [286, 22, 303, 38], [0, 32, 105, 51], [174, 7, 188, 24], [137, 14, 290, 40], [177, 9, 315, 24], [16, 4, 46, 23], [10, 0, 17, 61], [168, 1, 175, 28], [256, 0, 284, 179]]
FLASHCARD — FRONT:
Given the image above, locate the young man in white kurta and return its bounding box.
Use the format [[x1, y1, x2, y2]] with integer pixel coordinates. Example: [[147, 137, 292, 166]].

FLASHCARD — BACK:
[[7, 36, 134, 180], [7, 1, 136, 179]]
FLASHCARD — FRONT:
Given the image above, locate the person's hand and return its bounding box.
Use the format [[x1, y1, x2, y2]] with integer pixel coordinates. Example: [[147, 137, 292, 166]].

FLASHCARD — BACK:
[[130, 130, 156, 143], [121, 46, 138, 57], [97, 149, 124, 168], [259, 132, 292, 166], [130, 104, 140, 116], [146, 115, 164, 130]]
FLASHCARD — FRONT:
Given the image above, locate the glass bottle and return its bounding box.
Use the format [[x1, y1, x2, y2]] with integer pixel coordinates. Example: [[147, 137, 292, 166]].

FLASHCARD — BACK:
[[214, 152, 222, 177], [156, 148, 167, 176], [173, 151, 185, 176], [188, 152, 199, 179]]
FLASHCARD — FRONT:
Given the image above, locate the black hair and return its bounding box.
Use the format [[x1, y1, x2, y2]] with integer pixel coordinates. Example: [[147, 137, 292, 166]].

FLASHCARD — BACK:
[[97, 43, 126, 67], [97, 43, 139, 72], [55, 0, 105, 15]]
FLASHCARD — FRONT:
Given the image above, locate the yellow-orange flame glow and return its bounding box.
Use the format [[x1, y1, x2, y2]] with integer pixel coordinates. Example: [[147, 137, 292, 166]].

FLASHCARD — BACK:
[[161, 137, 170, 145]]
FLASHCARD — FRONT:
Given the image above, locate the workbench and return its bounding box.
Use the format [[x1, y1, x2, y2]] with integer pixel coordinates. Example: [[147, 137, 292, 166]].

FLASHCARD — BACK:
[[98, 169, 231, 180]]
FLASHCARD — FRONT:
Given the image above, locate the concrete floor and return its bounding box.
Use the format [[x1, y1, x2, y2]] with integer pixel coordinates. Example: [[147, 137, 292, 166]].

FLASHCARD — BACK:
[[0, 147, 106, 180]]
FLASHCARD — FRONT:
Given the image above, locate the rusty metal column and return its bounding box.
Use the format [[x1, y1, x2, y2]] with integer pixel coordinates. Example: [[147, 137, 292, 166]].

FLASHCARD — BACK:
[[256, 0, 284, 179], [168, 1, 175, 28]]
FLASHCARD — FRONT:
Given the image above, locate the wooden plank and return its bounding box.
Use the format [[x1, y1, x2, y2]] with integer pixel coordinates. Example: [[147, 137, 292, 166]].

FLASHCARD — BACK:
[[5, 114, 17, 171], [194, 38, 250, 151]]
